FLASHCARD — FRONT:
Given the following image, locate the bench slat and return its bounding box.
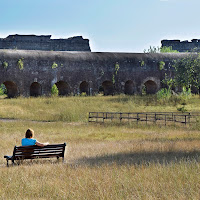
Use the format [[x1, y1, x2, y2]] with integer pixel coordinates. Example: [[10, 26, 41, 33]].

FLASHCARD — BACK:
[[15, 153, 63, 159], [15, 148, 63, 152], [16, 144, 66, 150], [15, 150, 63, 156]]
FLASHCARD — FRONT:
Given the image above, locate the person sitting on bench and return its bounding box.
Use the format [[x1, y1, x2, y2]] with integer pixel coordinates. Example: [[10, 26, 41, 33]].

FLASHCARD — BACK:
[[22, 128, 49, 147]]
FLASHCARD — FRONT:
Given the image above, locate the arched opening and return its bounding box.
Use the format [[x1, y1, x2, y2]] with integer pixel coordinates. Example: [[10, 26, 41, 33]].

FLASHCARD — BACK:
[[191, 86, 199, 94], [144, 80, 157, 94], [124, 80, 134, 95], [102, 81, 114, 95], [55, 81, 70, 96], [3, 81, 19, 98], [30, 82, 42, 97], [80, 81, 89, 95]]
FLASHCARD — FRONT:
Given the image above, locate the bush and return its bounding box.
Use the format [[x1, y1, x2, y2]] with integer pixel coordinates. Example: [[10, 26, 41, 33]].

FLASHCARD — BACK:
[[0, 84, 7, 95], [51, 84, 59, 96]]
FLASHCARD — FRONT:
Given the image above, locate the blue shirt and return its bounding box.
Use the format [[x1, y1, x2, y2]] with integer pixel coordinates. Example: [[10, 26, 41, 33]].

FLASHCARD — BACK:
[[21, 138, 37, 146]]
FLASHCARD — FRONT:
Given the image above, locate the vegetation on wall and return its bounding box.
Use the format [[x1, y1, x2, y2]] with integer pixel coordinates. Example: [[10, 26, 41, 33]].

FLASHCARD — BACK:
[[144, 46, 179, 53], [17, 58, 24, 70], [158, 61, 165, 70], [2, 61, 8, 69], [52, 62, 58, 69], [173, 55, 200, 91], [0, 84, 7, 95], [51, 84, 59, 96], [140, 60, 145, 67], [112, 62, 120, 84], [162, 54, 200, 93]]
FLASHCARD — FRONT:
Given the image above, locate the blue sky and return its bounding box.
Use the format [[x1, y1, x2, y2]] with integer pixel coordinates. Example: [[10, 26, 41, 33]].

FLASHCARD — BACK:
[[0, 0, 200, 52]]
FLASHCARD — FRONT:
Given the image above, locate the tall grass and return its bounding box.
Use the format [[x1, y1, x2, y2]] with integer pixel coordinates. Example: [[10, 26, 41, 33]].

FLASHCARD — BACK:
[[0, 96, 200, 199], [0, 95, 199, 122], [0, 121, 200, 199]]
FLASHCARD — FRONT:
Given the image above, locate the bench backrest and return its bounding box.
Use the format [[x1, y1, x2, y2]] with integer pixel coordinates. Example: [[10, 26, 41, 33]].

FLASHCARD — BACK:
[[13, 143, 66, 160]]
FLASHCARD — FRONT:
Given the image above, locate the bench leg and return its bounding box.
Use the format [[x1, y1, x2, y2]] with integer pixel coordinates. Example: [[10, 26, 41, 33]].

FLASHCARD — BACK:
[[12, 159, 15, 166], [6, 159, 9, 167]]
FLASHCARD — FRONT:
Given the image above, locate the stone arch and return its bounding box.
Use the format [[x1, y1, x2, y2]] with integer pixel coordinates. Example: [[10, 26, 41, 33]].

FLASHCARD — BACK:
[[102, 81, 114, 95], [142, 77, 160, 94], [55, 81, 70, 96], [144, 80, 157, 94], [124, 80, 135, 95], [80, 81, 89, 95], [30, 82, 42, 97], [3, 81, 19, 98]]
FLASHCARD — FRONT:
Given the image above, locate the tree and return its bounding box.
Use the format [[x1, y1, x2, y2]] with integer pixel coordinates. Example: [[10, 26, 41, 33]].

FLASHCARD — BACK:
[[165, 54, 200, 94]]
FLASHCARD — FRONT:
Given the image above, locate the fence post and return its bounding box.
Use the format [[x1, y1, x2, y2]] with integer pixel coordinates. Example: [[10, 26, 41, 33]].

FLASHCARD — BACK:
[[188, 112, 191, 125], [185, 115, 187, 125], [155, 113, 157, 124], [137, 113, 139, 124], [88, 112, 90, 122], [165, 114, 166, 126], [146, 114, 147, 125]]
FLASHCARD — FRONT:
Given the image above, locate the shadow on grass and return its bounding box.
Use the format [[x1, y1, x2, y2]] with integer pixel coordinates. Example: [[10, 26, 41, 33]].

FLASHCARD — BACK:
[[76, 151, 200, 166]]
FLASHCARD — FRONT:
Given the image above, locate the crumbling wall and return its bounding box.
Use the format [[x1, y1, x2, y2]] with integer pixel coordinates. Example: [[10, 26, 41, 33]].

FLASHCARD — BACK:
[[0, 35, 91, 52], [0, 50, 190, 97], [161, 39, 200, 52]]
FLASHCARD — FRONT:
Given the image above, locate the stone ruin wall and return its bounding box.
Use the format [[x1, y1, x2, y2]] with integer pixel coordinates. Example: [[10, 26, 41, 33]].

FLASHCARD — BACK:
[[0, 49, 190, 98], [161, 39, 200, 52], [0, 35, 91, 52]]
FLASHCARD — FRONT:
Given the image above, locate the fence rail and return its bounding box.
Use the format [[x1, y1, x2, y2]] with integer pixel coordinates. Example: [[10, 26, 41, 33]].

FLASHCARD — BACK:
[[88, 112, 200, 126]]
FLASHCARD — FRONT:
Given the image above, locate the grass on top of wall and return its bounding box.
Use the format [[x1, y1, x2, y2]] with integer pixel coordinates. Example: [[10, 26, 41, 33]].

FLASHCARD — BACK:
[[0, 94, 199, 122]]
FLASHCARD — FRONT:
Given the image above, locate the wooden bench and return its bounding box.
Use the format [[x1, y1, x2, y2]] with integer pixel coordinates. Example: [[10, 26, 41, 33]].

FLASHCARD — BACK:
[[4, 143, 66, 166]]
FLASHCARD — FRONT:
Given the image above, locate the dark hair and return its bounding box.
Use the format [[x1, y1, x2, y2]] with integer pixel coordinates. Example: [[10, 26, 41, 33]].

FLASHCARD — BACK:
[[25, 128, 34, 138]]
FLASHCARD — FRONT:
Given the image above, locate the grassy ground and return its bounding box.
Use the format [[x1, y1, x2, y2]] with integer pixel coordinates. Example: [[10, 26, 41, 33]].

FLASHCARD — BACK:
[[0, 95, 200, 199], [0, 94, 199, 122]]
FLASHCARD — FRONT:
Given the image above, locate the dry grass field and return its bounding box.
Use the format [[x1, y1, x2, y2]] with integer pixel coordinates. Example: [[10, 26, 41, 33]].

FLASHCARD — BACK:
[[0, 95, 200, 199]]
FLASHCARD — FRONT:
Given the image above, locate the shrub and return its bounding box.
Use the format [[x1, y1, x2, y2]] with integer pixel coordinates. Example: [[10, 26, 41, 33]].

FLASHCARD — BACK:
[[18, 58, 24, 70], [52, 62, 58, 69], [2, 61, 8, 69], [51, 84, 59, 96], [157, 88, 172, 100], [159, 61, 165, 70], [0, 84, 7, 95]]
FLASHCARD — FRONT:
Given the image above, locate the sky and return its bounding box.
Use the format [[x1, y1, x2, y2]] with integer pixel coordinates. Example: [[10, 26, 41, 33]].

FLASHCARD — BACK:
[[0, 0, 200, 52]]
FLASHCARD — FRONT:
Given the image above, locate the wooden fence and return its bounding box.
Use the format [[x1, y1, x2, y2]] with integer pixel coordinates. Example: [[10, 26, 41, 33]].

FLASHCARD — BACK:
[[88, 112, 200, 126]]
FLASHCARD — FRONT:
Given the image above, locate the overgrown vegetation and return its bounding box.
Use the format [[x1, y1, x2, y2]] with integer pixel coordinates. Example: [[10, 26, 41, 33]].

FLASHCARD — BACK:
[[172, 55, 200, 92], [52, 62, 58, 69], [140, 60, 145, 67], [158, 61, 165, 70], [0, 84, 7, 95], [51, 84, 59, 96], [144, 46, 179, 53], [156, 87, 192, 107], [2, 61, 8, 69], [17, 58, 24, 70], [112, 62, 120, 84]]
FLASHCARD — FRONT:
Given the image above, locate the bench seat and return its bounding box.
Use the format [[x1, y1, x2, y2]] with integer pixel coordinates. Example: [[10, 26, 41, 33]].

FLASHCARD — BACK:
[[4, 143, 66, 166]]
